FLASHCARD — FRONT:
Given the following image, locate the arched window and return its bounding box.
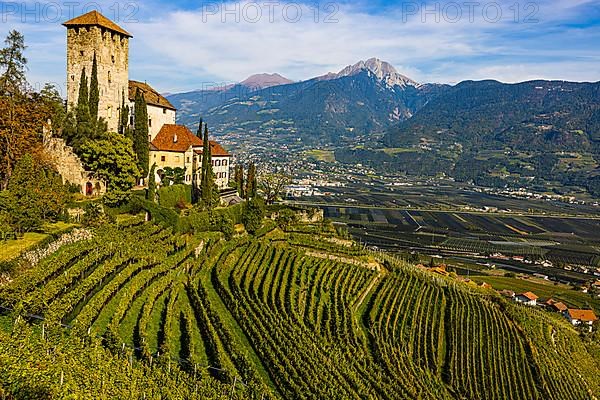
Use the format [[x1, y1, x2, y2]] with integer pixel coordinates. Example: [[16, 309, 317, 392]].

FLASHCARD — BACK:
[[223, 160, 228, 166]]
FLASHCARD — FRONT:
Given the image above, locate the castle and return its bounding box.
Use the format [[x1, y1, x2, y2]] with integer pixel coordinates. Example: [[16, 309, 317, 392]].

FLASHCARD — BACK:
[[60, 11, 231, 191]]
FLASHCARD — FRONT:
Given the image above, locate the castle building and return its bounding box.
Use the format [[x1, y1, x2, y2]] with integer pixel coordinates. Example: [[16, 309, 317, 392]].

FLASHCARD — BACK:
[[63, 11, 230, 189], [63, 11, 131, 133]]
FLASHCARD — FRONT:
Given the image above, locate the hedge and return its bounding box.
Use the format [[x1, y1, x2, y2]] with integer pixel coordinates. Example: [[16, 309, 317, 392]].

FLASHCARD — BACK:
[[158, 185, 192, 209], [131, 197, 244, 235]]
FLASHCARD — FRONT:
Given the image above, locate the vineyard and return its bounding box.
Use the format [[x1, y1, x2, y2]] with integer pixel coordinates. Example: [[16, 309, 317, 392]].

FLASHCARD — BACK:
[[1, 218, 599, 399]]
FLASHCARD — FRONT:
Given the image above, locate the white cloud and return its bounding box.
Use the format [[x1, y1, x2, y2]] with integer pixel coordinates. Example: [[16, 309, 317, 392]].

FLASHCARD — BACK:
[[3, 0, 600, 92]]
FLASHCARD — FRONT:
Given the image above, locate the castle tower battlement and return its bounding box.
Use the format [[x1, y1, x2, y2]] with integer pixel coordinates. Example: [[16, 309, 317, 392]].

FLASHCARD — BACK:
[[63, 11, 131, 133]]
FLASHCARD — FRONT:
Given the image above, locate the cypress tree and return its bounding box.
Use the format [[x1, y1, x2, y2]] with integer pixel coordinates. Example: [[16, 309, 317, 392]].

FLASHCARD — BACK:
[[119, 92, 131, 139], [76, 67, 89, 118], [235, 164, 245, 198], [147, 163, 157, 202], [75, 67, 92, 148], [246, 162, 257, 200], [196, 117, 203, 138], [89, 52, 99, 123], [200, 125, 217, 208], [133, 89, 149, 180], [200, 124, 210, 194]]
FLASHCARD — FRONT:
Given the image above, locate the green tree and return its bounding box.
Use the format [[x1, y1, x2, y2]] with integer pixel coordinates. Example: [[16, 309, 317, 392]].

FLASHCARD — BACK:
[[147, 163, 157, 202], [4, 154, 69, 232], [212, 213, 234, 240], [119, 91, 132, 139], [39, 83, 65, 133], [200, 125, 218, 209], [73, 67, 93, 150], [275, 208, 298, 230], [242, 196, 265, 234], [89, 52, 99, 123], [133, 89, 149, 180], [245, 162, 257, 200], [5, 155, 41, 231], [0, 30, 27, 96], [162, 167, 185, 185], [235, 164, 245, 198], [80, 132, 140, 207], [196, 117, 203, 138]]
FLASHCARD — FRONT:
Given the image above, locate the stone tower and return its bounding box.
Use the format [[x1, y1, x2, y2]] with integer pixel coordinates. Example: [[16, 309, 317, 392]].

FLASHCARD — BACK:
[[63, 11, 131, 133]]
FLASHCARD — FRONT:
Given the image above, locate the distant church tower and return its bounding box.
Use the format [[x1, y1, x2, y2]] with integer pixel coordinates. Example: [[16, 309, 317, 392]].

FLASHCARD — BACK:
[[63, 11, 131, 133]]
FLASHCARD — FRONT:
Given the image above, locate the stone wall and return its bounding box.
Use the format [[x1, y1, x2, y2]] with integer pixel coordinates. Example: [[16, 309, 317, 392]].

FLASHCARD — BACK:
[[44, 134, 106, 196], [66, 26, 129, 133]]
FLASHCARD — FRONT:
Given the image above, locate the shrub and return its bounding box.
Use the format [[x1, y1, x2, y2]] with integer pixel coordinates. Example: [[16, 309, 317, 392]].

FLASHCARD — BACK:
[[158, 184, 192, 209], [243, 197, 265, 234]]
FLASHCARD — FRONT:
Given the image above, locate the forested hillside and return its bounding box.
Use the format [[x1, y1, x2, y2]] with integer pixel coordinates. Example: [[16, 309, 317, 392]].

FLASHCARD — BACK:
[[1, 218, 598, 399]]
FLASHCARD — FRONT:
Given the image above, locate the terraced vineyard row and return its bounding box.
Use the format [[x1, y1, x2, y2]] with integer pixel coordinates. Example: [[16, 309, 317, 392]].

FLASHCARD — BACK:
[[1, 221, 598, 399]]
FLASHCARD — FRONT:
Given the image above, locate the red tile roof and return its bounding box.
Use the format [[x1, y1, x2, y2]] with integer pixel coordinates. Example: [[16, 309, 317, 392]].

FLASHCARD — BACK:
[[567, 309, 598, 322], [518, 292, 538, 301], [151, 124, 230, 156], [129, 80, 176, 111], [63, 11, 132, 37], [552, 302, 568, 312], [208, 141, 231, 157]]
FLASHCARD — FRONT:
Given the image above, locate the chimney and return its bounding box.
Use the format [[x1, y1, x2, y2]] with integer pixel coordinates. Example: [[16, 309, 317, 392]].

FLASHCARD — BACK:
[[173, 133, 178, 143]]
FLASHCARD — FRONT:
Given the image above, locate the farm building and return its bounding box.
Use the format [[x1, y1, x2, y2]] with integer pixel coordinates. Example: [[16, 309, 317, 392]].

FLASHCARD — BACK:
[[515, 292, 538, 306], [564, 309, 598, 332], [544, 299, 568, 313]]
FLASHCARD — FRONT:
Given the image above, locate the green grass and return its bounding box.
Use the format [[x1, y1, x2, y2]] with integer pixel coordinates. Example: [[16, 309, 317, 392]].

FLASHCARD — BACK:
[[305, 149, 336, 162], [0, 232, 48, 262], [472, 275, 600, 312], [381, 147, 417, 155], [0, 222, 77, 262]]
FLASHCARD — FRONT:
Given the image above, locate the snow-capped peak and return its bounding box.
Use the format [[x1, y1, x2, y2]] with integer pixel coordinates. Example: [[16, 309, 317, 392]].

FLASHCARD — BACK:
[[332, 58, 418, 88]]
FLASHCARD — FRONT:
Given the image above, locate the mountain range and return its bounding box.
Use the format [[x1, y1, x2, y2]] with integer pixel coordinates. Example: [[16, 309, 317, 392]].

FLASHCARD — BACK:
[[166, 58, 447, 142], [166, 59, 600, 195]]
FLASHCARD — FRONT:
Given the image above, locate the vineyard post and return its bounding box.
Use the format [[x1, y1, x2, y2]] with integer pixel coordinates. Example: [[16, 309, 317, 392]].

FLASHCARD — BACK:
[[229, 376, 237, 399]]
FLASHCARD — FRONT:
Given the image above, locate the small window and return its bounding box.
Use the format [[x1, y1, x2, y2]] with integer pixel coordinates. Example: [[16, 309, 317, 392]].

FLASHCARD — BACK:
[[71, 75, 75, 81], [187, 157, 190, 163], [111, 55, 115, 63], [80, 50, 84, 57], [163, 108, 167, 114], [223, 160, 228, 166], [161, 156, 166, 162], [148, 118, 152, 127], [108, 71, 111, 83]]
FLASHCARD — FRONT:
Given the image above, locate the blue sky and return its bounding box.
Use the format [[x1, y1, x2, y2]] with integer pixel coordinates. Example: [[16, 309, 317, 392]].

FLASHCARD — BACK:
[[2, 0, 600, 95]]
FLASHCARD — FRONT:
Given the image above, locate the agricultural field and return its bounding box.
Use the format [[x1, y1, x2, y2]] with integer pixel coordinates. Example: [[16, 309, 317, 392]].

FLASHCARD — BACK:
[[315, 201, 600, 284], [1, 219, 599, 399]]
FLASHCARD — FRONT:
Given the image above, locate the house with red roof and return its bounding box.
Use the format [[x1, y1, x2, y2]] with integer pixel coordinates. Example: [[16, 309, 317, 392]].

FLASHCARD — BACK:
[[544, 299, 568, 313], [514, 292, 538, 306], [150, 124, 231, 189], [564, 309, 598, 331]]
